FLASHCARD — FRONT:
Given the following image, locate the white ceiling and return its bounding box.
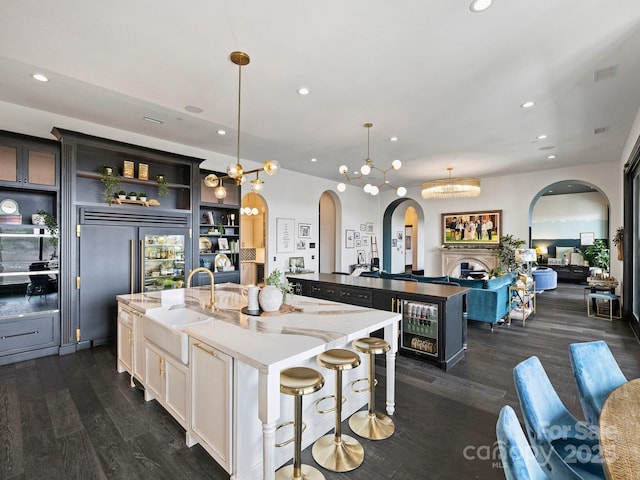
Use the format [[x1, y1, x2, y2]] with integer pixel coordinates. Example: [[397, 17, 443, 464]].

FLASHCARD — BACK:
[[1, 1, 640, 192]]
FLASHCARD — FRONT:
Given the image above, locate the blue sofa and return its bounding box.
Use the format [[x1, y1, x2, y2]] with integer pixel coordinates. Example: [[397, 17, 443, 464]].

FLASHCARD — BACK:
[[369, 271, 516, 329], [447, 273, 516, 329]]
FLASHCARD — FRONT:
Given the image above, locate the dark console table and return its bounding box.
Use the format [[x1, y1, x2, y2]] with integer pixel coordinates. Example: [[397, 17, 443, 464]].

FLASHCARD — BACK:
[[545, 264, 590, 282]]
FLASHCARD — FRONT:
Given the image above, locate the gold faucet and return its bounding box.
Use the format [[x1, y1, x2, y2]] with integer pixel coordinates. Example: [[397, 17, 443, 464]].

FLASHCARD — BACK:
[[186, 267, 216, 311]]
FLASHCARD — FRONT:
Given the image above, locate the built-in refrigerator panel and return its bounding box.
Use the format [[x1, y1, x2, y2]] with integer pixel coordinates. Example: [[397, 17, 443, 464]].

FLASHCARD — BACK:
[[78, 226, 191, 348]]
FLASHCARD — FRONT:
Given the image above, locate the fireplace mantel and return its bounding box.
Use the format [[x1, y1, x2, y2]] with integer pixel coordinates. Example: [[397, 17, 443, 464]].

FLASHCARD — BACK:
[[441, 247, 499, 277]]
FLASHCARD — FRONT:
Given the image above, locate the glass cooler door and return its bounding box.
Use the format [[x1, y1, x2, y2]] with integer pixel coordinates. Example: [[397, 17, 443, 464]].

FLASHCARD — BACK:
[[400, 299, 439, 357], [142, 231, 187, 292]]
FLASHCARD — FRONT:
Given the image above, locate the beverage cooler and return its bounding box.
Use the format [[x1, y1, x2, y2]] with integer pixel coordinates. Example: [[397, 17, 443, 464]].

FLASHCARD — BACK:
[[400, 300, 439, 357], [397, 294, 465, 371], [142, 231, 187, 292]]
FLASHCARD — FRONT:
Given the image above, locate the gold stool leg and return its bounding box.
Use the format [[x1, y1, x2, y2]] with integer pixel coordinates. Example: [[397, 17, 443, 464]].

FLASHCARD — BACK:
[[276, 394, 325, 480], [312, 369, 364, 472], [349, 352, 395, 440]]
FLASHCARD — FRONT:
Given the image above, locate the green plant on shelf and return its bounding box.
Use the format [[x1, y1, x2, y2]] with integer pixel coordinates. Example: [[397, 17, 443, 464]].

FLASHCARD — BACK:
[[36, 210, 58, 251], [156, 174, 169, 198], [98, 165, 121, 204]]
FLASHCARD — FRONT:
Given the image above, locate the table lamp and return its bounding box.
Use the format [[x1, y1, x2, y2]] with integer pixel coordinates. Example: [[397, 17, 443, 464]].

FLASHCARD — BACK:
[[535, 246, 548, 263]]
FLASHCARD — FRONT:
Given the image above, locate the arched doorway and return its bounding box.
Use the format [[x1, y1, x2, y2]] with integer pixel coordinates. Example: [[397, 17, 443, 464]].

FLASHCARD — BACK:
[[319, 190, 342, 273], [530, 180, 609, 269], [382, 199, 425, 273], [240, 192, 267, 284]]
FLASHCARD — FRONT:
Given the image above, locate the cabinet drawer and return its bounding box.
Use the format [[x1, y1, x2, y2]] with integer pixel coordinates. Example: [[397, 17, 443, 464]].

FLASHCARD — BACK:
[[339, 287, 372, 307], [0, 314, 59, 355], [309, 283, 339, 300]]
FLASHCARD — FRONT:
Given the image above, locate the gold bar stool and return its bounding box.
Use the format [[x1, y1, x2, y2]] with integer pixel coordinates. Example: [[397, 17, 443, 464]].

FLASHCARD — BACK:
[[348, 337, 395, 440], [276, 367, 326, 480], [312, 349, 364, 472]]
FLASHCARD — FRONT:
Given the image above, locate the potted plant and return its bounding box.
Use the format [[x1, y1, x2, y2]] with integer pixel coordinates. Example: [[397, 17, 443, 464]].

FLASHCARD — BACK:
[[35, 210, 59, 252], [156, 174, 169, 198], [117, 190, 127, 200], [98, 165, 121, 203], [613, 226, 624, 261], [498, 234, 525, 273], [138, 192, 148, 202], [580, 239, 610, 271], [259, 269, 293, 312], [128, 191, 138, 200]]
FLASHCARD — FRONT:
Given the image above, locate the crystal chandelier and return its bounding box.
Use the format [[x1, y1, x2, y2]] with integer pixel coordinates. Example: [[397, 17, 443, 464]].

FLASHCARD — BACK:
[[204, 51, 280, 198], [421, 168, 481, 199], [336, 123, 406, 197]]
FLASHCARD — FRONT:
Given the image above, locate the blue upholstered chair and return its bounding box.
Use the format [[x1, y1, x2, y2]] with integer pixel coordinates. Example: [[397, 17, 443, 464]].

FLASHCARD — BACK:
[[513, 356, 605, 480], [569, 340, 627, 428], [496, 406, 549, 480]]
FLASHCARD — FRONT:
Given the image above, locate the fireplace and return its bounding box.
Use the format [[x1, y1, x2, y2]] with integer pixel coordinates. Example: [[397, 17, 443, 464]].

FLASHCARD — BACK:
[[441, 247, 499, 277]]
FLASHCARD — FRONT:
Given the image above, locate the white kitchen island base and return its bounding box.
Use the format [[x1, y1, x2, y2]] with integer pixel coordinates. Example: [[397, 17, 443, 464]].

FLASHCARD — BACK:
[[117, 288, 399, 480]]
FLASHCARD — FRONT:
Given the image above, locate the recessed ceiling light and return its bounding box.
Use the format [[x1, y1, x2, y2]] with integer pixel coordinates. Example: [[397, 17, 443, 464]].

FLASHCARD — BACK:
[[217, 130, 226, 135], [537, 134, 547, 140], [143, 116, 163, 125], [184, 105, 203, 113], [297, 87, 310, 95], [469, 0, 492, 12], [521, 101, 535, 108], [593, 126, 609, 135], [31, 73, 49, 82], [389, 136, 398, 142], [547, 155, 556, 159], [310, 158, 317, 162]]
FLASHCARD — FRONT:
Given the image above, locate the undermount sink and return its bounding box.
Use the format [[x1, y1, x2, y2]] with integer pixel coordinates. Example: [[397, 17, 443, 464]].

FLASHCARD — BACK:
[[143, 309, 213, 365]]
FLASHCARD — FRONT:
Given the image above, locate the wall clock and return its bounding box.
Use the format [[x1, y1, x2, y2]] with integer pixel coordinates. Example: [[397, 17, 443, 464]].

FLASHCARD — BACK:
[[0, 198, 19, 215]]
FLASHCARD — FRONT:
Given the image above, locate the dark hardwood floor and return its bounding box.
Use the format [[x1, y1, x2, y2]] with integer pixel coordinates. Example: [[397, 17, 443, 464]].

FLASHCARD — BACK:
[[1, 283, 638, 479]]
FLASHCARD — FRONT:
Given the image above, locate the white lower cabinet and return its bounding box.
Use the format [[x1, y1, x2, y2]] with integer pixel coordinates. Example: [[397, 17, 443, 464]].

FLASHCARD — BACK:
[[144, 341, 189, 428], [116, 303, 146, 386], [188, 338, 233, 473], [116, 315, 133, 376]]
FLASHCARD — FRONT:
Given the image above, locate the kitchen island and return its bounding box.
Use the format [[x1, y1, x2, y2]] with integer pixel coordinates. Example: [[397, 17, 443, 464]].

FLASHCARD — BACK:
[[116, 285, 400, 480]]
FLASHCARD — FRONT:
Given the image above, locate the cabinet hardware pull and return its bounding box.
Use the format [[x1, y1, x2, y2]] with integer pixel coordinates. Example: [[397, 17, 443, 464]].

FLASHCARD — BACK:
[[130, 240, 135, 295], [194, 342, 217, 357], [391, 298, 395, 312]]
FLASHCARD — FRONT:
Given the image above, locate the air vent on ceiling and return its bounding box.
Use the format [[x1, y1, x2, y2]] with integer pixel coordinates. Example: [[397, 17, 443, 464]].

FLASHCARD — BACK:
[[593, 66, 618, 82], [593, 126, 610, 135]]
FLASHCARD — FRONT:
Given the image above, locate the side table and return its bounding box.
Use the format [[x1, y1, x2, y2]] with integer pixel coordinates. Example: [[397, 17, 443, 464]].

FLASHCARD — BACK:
[[508, 281, 536, 326]]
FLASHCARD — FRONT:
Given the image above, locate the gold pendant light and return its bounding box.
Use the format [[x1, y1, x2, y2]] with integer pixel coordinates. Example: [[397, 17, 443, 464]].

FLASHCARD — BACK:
[[203, 51, 280, 198]]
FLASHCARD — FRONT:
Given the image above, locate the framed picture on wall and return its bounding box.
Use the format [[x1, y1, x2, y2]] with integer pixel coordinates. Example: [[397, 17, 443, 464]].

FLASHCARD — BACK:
[[345, 229, 355, 248], [277, 218, 295, 253], [298, 223, 311, 238], [580, 232, 595, 245], [441, 210, 502, 246], [366, 222, 374, 234]]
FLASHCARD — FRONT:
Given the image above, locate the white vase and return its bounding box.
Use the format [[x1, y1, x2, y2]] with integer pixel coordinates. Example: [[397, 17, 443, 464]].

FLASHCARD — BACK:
[[259, 285, 282, 312]]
